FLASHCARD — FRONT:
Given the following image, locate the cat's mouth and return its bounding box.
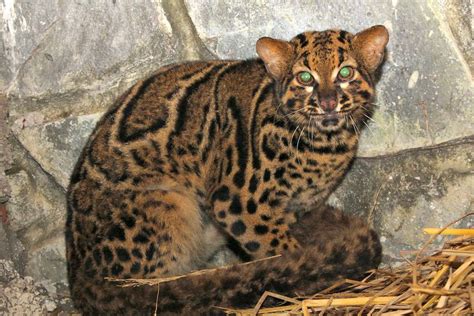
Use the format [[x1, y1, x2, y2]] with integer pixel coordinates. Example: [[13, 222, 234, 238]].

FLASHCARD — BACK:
[[306, 109, 356, 131], [282, 106, 359, 132], [308, 109, 354, 118], [321, 116, 340, 127]]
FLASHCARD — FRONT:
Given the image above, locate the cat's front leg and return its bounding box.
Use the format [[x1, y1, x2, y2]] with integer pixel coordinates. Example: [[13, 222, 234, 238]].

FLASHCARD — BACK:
[[211, 184, 300, 260]]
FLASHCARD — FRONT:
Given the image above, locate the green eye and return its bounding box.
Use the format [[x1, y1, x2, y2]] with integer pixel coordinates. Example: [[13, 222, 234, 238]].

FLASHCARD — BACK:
[[338, 66, 354, 80], [297, 71, 314, 85]]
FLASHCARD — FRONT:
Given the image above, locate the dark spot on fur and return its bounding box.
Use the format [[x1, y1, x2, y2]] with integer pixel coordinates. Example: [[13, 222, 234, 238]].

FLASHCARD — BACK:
[[221, 276, 240, 290], [262, 135, 276, 160], [259, 189, 270, 203], [92, 249, 102, 265], [107, 224, 125, 241], [212, 185, 230, 201], [268, 199, 281, 207], [229, 195, 243, 215], [103, 246, 114, 263], [130, 262, 141, 274], [359, 90, 371, 100], [121, 214, 136, 228], [133, 232, 149, 244], [231, 220, 246, 236], [254, 225, 269, 235], [131, 248, 143, 259], [244, 241, 260, 252], [278, 153, 289, 161], [263, 169, 271, 181], [274, 167, 285, 179], [111, 263, 124, 276], [249, 174, 259, 193], [146, 243, 156, 260], [246, 199, 257, 214], [116, 247, 131, 262], [270, 238, 279, 247], [328, 248, 348, 264]]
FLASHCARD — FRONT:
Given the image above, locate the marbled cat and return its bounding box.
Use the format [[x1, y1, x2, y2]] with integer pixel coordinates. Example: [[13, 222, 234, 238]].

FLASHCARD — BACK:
[[66, 25, 389, 315]]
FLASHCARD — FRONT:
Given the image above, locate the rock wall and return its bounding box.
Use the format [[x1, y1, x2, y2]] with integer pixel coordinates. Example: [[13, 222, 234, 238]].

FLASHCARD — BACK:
[[0, 0, 472, 312]]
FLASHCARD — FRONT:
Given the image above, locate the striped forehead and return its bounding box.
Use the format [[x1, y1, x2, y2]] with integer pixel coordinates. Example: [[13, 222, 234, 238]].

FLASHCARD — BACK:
[[292, 30, 353, 73]]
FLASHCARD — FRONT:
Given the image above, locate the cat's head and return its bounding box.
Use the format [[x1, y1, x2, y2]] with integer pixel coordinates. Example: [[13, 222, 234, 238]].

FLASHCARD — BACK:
[[256, 26, 389, 132]]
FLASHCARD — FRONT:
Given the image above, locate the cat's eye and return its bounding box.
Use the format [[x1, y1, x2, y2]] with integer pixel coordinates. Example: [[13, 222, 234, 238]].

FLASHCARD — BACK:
[[338, 66, 354, 81], [296, 71, 314, 85]]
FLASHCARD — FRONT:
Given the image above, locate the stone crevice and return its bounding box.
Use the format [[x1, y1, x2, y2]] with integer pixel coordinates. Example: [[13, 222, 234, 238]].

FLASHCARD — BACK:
[[358, 134, 474, 160], [161, 0, 216, 61], [0, 95, 12, 204], [7, 135, 66, 195], [6, 19, 61, 97]]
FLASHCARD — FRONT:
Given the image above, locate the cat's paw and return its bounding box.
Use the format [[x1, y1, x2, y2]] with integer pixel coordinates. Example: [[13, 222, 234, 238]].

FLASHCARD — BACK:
[[291, 205, 382, 270]]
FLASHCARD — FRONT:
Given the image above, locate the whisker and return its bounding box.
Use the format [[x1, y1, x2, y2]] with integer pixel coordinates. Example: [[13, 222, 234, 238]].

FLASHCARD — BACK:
[[296, 126, 305, 159], [273, 103, 283, 125], [362, 112, 378, 125], [289, 125, 301, 158], [359, 105, 378, 125], [349, 114, 360, 138], [305, 116, 312, 140], [308, 116, 314, 149], [359, 103, 374, 114], [283, 107, 307, 118], [344, 113, 350, 129], [361, 119, 376, 136]]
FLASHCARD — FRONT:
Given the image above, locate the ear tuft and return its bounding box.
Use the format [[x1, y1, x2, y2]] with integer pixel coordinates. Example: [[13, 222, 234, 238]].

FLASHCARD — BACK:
[[256, 37, 294, 79], [353, 25, 389, 73]]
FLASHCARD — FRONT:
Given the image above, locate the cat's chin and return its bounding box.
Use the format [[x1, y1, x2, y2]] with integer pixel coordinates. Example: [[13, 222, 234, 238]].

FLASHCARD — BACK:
[[310, 114, 347, 132]]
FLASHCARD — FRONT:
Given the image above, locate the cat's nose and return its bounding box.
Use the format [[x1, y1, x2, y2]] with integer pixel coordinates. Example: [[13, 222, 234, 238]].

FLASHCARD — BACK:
[[319, 96, 337, 112]]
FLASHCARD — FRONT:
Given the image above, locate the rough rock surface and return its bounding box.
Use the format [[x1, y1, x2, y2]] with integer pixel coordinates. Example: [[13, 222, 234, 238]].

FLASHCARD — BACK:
[[0, 259, 73, 315], [0, 0, 472, 313]]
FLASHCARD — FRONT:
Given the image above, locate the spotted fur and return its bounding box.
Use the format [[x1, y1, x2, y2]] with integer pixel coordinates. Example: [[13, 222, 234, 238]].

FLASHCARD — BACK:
[[66, 26, 389, 314]]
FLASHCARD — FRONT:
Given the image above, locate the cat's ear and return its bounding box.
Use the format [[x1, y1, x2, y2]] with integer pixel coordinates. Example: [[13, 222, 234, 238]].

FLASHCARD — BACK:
[[353, 25, 389, 73], [256, 37, 294, 79]]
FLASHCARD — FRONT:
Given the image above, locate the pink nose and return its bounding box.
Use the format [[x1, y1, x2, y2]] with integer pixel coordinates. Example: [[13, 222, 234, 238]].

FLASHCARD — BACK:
[[320, 97, 337, 112]]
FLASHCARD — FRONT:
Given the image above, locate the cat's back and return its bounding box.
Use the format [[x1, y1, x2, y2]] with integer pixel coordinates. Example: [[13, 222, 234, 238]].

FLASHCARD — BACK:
[[68, 58, 267, 191]]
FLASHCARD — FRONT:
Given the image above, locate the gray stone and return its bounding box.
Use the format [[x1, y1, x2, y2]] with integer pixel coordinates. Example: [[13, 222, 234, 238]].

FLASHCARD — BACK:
[[437, 0, 473, 71], [185, 0, 474, 156], [4, 0, 182, 125], [4, 139, 69, 289], [330, 138, 474, 265], [5, 139, 66, 247], [0, 223, 26, 274], [12, 113, 101, 188], [0, 259, 19, 284], [0, 95, 11, 203], [25, 235, 67, 286], [0, 259, 73, 314], [0, 224, 8, 260], [0, 5, 13, 90], [4, 0, 174, 98]]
